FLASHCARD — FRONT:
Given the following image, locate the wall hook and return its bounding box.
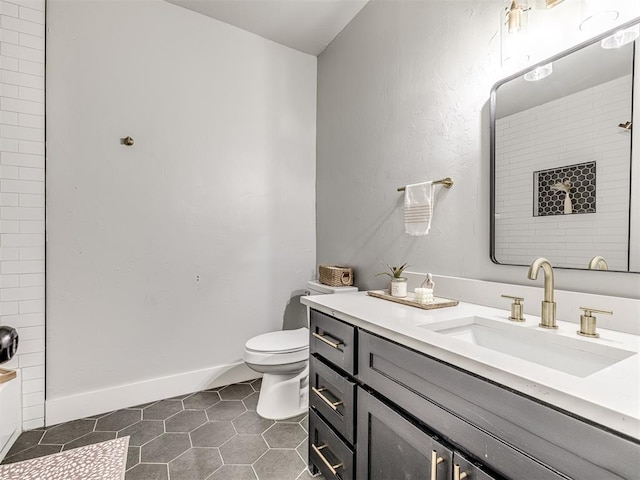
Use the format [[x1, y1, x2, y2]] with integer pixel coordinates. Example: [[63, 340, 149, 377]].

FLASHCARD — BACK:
[[121, 136, 135, 146]]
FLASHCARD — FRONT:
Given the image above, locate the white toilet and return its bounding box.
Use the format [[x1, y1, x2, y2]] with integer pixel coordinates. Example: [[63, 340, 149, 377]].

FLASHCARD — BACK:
[[243, 280, 358, 420]]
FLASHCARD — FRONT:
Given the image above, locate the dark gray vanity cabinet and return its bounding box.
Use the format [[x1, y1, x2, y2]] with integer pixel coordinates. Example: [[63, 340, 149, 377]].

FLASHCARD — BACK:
[[358, 330, 640, 480], [308, 309, 640, 480], [309, 310, 357, 479]]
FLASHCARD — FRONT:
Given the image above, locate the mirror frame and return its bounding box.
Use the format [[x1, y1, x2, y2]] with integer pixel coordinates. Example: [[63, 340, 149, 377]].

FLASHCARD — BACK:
[[490, 17, 640, 273]]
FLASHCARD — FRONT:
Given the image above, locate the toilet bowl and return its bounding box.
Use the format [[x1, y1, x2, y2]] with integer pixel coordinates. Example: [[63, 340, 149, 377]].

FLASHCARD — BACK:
[[243, 281, 357, 420]]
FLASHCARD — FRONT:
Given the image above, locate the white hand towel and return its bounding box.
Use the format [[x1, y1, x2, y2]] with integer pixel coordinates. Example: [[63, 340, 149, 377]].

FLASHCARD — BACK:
[[404, 181, 434, 236]]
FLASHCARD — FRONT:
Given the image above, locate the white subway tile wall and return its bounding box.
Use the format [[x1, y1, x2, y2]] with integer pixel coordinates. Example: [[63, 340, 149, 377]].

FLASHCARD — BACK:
[[495, 75, 631, 271], [0, 0, 45, 430]]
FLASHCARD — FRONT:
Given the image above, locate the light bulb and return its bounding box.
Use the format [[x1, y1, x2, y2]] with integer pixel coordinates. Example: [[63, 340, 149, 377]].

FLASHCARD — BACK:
[[601, 25, 640, 49], [524, 63, 553, 81]]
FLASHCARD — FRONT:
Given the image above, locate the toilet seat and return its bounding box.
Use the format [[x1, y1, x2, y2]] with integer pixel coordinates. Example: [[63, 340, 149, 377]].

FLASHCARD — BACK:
[[243, 327, 309, 367], [245, 327, 308, 354]]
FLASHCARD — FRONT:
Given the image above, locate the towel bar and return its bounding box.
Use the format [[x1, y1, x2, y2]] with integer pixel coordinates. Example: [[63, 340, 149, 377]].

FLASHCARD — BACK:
[[397, 177, 454, 192]]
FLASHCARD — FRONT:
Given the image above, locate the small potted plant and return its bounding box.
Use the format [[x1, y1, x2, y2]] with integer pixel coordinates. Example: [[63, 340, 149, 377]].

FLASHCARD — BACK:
[[376, 263, 409, 298]]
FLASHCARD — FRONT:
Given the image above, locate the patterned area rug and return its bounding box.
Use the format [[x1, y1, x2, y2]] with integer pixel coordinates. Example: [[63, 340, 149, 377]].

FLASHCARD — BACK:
[[0, 437, 129, 480]]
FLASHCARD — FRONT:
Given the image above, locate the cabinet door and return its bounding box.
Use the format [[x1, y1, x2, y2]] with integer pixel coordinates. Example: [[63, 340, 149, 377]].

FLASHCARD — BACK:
[[357, 388, 452, 480], [453, 452, 501, 480]]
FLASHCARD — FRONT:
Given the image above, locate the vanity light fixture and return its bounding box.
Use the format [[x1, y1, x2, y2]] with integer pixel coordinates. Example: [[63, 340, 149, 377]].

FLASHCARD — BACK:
[[524, 62, 553, 81], [506, 0, 531, 34], [601, 24, 640, 49]]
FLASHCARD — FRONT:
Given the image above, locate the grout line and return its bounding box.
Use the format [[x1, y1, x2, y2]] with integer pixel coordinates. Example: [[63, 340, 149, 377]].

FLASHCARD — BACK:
[[5, 381, 312, 476]]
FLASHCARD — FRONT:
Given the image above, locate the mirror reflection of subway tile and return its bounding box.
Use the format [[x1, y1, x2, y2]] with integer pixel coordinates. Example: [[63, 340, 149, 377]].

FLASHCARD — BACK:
[[534, 161, 596, 217], [493, 68, 631, 271]]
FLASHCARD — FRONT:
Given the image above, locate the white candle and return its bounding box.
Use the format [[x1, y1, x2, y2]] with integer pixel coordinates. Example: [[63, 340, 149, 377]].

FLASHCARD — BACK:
[[414, 288, 429, 303], [424, 288, 434, 303]]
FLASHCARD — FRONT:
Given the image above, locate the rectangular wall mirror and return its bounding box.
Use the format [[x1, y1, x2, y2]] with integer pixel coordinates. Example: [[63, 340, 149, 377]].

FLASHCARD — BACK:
[[490, 19, 640, 273]]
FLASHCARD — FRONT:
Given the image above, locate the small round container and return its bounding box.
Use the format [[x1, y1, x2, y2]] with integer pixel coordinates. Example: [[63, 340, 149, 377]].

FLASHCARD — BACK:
[[390, 278, 408, 297]]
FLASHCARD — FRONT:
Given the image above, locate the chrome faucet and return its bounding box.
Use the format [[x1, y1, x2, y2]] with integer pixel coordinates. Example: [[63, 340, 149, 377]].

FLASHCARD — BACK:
[[527, 258, 557, 329], [588, 255, 608, 270]]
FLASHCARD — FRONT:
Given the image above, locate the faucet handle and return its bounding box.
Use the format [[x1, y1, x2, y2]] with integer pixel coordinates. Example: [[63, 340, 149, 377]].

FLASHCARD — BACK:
[[577, 307, 612, 338], [501, 295, 525, 322]]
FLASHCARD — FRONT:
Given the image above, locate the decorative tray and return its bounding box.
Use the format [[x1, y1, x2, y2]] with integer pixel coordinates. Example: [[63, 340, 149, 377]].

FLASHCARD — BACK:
[[0, 368, 16, 384], [367, 290, 459, 310]]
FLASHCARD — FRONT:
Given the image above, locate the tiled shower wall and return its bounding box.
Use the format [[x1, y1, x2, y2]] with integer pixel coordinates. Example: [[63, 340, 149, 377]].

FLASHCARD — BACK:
[[0, 0, 45, 430], [495, 75, 631, 270]]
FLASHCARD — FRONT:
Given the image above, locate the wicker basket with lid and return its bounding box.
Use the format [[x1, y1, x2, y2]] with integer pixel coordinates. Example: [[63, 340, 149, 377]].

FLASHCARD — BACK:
[[319, 265, 354, 287]]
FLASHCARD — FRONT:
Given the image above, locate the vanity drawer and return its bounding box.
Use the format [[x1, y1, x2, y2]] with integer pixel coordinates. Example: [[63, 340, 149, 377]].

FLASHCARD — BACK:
[[309, 408, 354, 480], [358, 330, 638, 480], [310, 354, 356, 444], [310, 309, 356, 375]]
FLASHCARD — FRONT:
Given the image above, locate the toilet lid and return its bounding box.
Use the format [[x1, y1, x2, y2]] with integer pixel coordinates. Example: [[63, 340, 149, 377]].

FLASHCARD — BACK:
[[245, 328, 309, 354]]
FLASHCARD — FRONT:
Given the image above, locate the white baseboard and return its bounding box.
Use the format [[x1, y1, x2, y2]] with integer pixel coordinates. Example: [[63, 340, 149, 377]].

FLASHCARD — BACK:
[[45, 362, 259, 426]]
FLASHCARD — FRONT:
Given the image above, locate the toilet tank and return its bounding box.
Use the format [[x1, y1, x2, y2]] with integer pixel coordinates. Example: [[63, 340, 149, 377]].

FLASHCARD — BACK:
[[306, 281, 358, 296], [302, 282, 358, 328]]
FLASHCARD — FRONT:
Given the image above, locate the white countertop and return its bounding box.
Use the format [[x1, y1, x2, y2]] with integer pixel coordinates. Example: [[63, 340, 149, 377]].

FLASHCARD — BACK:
[[301, 291, 640, 440]]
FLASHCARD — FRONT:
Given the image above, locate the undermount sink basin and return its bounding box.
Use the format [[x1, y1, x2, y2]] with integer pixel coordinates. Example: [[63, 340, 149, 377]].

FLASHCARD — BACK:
[[419, 316, 636, 377]]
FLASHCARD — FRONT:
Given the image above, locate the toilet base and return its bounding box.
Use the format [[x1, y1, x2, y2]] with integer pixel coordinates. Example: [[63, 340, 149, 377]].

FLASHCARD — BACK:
[[256, 364, 309, 420]]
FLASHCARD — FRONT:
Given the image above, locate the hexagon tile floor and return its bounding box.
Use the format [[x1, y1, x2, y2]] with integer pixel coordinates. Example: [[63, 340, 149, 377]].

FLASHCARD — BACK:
[[1, 379, 325, 480]]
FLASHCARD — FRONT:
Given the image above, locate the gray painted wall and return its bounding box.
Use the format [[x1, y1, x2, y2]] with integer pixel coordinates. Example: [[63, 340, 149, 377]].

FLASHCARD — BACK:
[[46, 0, 317, 402], [316, 0, 640, 299]]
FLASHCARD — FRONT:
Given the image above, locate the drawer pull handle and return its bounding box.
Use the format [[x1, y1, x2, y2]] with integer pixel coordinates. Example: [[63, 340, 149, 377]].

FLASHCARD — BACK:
[[431, 450, 444, 480], [454, 464, 468, 480], [311, 443, 343, 475], [312, 332, 343, 349], [312, 387, 344, 411]]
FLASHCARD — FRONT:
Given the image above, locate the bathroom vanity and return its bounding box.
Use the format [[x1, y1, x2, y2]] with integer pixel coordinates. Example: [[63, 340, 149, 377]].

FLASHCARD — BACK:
[[302, 291, 640, 480], [0, 369, 21, 460]]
